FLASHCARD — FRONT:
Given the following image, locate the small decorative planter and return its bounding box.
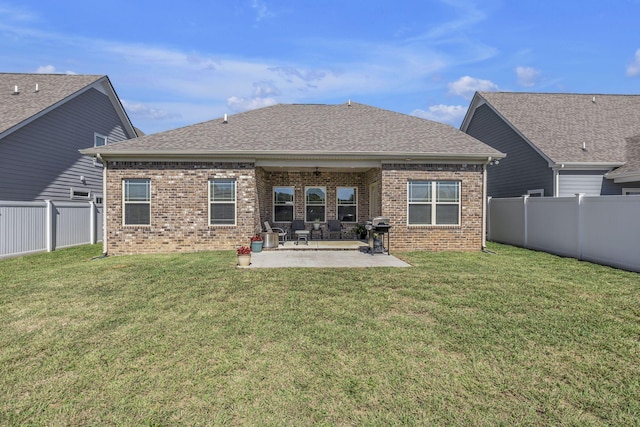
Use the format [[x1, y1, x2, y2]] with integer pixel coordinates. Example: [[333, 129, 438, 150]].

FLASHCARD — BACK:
[[250, 234, 263, 253], [237, 246, 251, 267], [313, 221, 321, 230]]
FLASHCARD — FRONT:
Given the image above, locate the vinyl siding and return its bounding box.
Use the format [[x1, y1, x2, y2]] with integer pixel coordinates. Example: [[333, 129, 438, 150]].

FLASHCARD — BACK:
[[0, 88, 130, 201], [465, 104, 553, 198]]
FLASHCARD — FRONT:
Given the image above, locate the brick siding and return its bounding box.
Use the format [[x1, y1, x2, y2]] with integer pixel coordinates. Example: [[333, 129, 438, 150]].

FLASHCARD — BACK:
[[382, 163, 484, 252], [105, 161, 257, 255], [105, 162, 484, 255]]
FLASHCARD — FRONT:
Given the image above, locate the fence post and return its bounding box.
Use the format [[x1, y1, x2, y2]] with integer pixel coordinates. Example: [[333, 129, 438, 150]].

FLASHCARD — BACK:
[[486, 196, 492, 242], [523, 195, 529, 248], [576, 193, 585, 260], [45, 200, 54, 252], [89, 201, 97, 245]]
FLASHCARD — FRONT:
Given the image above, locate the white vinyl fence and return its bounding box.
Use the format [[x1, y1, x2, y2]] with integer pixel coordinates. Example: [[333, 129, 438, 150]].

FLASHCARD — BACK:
[[487, 194, 640, 273], [0, 200, 102, 259]]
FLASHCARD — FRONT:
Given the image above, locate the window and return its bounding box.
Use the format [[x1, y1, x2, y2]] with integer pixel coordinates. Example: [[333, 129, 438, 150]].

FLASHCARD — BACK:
[[94, 133, 107, 147], [305, 187, 326, 222], [623, 188, 640, 195], [70, 188, 91, 200], [273, 186, 294, 222], [123, 179, 150, 225], [210, 179, 236, 225], [407, 180, 460, 225], [337, 187, 357, 222]]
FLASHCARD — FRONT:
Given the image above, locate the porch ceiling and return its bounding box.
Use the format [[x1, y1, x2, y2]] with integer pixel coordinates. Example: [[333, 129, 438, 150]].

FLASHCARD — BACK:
[[256, 158, 379, 173]]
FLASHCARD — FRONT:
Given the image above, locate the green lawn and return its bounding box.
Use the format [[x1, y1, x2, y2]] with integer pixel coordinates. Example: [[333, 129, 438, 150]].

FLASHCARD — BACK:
[[1, 243, 638, 426]]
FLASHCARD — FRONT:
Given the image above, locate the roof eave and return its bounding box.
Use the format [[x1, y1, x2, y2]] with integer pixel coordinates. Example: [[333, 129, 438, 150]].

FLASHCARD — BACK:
[[81, 149, 505, 163], [550, 162, 625, 170]]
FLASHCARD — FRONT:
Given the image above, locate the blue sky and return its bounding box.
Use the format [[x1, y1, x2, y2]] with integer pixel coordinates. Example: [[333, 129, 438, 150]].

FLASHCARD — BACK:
[[2, 0, 640, 134]]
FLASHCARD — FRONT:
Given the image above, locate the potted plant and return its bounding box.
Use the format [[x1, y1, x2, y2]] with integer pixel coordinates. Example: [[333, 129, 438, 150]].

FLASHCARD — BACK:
[[237, 246, 251, 267], [352, 223, 368, 240], [313, 218, 321, 230], [250, 234, 263, 253]]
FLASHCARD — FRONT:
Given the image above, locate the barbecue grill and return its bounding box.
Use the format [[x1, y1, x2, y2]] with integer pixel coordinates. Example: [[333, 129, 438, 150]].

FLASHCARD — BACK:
[[366, 216, 391, 255]]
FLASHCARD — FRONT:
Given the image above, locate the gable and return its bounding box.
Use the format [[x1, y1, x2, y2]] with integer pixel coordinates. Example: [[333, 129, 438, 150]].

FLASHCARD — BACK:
[[464, 92, 640, 165], [0, 73, 137, 140]]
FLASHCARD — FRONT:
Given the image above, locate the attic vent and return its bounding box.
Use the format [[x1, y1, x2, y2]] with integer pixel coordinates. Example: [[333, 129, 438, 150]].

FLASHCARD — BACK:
[[223, 113, 228, 124], [35, 83, 39, 92], [13, 85, 19, 95], [592, 96, 596, 103]]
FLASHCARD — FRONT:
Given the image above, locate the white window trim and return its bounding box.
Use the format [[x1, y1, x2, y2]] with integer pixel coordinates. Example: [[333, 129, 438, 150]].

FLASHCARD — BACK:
[[70, 187, 91, 200], [305, 186, 327, 223], [527, 189, 544, 197], [209, 179, 237, 226], [407, 180, 461, 226], [122, 179, 151, 226], [336, 186, 358, 222], [622, 188, 640, 195], [273, 186, 295, 223]]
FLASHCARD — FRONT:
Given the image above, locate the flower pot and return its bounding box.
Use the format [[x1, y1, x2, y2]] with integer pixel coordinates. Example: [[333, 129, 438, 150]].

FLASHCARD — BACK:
[[250, 241, 263, 253], [237, 254, 251, 267], [313, 223, 320, 230]]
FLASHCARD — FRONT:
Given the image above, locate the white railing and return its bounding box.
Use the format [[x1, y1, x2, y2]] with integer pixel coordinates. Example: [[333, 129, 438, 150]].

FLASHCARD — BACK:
[[0, 200, 102, 259], [488, 194, 640, 273]]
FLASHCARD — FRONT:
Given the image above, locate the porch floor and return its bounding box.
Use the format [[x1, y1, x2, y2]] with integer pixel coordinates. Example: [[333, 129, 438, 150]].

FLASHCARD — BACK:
[[269, 239, 367, 251], [246, 239, 411, 268]]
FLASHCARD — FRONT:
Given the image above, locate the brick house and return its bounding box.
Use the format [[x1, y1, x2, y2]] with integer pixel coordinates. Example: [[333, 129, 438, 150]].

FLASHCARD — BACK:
[[81, 102, 504, 255]]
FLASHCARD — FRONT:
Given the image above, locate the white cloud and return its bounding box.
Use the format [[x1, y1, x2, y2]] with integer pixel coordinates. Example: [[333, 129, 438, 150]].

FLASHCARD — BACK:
[[227, 96, 278, 112], [627, 49, 640, 77], [515, 66, 540, 87], [35, 65, 76, 74], [121, 100, 181, 121], [251, 0, 275, 22], [448, 76, 498, 99], [412, 104, 467, 126]]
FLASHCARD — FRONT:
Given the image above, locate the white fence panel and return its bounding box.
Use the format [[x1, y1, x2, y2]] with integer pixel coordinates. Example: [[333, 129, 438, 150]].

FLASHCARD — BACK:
[[487, 195, 640, 273], [527, 197, 578, 257], [581, 196, 640, 272], [54, 202, 92, 249], [0, 201, 47, 257], [487, 197, 526, 246], [0, 200, 103, 259]]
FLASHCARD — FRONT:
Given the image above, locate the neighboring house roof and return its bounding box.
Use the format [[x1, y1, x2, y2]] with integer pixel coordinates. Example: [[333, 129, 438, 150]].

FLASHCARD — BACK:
[[0, 73, 137, 139], [83, 102, 503, 162], [462, 92, 640, 170]]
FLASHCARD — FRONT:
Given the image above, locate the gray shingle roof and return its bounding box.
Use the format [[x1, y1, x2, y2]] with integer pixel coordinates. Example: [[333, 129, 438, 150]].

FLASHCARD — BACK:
[[85, 102, 503, 160], [478, 92, 640, 165], [0, 73, 104, 135]]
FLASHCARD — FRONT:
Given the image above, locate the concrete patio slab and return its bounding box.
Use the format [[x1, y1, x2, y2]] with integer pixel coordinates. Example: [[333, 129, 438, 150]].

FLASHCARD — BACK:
[[243, 249, 411, 268]]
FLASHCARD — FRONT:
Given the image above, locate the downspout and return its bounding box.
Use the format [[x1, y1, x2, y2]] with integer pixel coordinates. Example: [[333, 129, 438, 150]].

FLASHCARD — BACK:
[[100, 154, 108, 256], [481, 157, 491, 251]]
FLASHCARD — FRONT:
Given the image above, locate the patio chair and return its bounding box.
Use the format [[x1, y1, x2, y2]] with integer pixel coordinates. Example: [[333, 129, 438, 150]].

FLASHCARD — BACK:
[[327, 220, 343, 239], [264, 221, 287, 245]]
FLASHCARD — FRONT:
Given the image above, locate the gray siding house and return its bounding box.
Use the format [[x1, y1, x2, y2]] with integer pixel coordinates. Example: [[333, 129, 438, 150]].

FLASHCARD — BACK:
[[461, 92, 640, 197], [0, 73, 137, 202]]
